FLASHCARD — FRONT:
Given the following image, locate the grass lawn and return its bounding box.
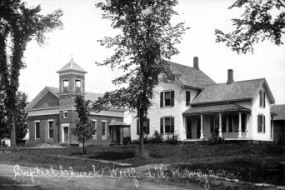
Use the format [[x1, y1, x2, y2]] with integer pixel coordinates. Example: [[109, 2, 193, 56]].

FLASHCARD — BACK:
[[0, 143, 284, 187]]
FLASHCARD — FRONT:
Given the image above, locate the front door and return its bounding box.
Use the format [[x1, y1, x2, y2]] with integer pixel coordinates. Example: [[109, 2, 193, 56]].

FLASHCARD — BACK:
[[63, 127, 69, 143], [110, 127, 120, 144], [186, 118, 192, 139]]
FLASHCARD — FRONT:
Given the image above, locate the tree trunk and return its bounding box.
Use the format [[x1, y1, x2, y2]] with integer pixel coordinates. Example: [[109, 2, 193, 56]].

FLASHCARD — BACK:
[[10, 113, 16, 148], [139, 107, 145, 157]]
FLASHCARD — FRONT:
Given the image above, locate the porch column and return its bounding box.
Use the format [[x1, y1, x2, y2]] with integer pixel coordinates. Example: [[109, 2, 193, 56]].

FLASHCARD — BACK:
[[200, 114, 204, 139], [219, 113, 222, 137], [238, 112, 242, 138], [120, 127, 124, 145], [245, 114, 249, 138]]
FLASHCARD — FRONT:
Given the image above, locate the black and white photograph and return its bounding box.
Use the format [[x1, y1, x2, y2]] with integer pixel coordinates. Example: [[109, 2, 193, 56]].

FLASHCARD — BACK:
[[0, 0, 285, 189]]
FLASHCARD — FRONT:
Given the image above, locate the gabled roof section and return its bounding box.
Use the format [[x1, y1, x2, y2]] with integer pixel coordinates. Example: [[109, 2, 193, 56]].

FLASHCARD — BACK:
[[26, 86, 60, 110], [271, 104, 285, 120], [57, 59, 87, 74], [192, 78, 275, 105], [169, 61, 216, 89]]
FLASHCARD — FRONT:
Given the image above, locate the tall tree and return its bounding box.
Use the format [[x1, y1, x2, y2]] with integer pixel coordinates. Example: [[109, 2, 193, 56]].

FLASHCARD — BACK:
[[215, 0, 285, 54], [72, 95, 94, 154], [0, 91, 28, 141], [94, 0, 188, 156], [0, 0, 63, 148]]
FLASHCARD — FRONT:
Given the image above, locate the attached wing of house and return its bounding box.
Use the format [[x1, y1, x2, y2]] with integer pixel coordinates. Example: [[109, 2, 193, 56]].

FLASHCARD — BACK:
[[131, 57, 276, 143]]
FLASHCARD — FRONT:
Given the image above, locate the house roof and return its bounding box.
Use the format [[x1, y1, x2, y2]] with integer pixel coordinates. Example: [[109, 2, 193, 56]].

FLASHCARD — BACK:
[[191, 78, 275, 105], [169, 61, 216, 89], [271, 104, 285, 120], [183, 104, 251, 115], [109, 120, 130, 126], [57, 59, 87, 73], [26, 87, 103, 110]]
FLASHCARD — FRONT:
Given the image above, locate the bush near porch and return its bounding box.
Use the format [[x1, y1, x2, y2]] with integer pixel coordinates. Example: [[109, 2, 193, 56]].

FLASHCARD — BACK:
[[0, 143, 284, 187]]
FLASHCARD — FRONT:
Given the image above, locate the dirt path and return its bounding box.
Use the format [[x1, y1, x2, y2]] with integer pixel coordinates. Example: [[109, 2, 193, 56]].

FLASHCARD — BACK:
[[0, 164, 203, 190]]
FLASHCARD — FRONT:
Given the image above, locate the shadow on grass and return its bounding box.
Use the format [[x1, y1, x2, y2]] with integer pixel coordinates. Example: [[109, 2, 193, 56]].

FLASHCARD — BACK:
[[88, 151, 135, 161]]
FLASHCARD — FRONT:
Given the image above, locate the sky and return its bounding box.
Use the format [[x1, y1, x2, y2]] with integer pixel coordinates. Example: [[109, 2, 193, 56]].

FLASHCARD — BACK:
[[20, 0, 285, 104]]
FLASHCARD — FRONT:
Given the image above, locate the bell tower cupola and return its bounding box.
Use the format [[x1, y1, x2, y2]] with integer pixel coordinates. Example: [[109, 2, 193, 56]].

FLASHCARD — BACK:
[[57, 58, 87, 110]]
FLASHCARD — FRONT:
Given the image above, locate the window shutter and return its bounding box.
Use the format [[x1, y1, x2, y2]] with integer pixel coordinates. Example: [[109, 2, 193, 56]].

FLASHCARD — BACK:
[[263, 116, 265, 133], [258, 115, 261, 132], [160, 92, 163, 107], [147, 118, 150, 134], [186, 91, 191, 106], [160, 118, 164, 134], [171, 117, 174, 133], [137, 119, 139, 135], [171, 91, 174, 106]]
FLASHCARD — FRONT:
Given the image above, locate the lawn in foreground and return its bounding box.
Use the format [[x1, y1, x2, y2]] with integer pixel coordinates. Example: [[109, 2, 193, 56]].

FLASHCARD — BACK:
[[0, 143, 284, 187]]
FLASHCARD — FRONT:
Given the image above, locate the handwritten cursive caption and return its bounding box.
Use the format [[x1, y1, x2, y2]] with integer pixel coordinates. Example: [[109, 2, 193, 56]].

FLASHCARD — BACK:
[[13, 165, 239, 189]]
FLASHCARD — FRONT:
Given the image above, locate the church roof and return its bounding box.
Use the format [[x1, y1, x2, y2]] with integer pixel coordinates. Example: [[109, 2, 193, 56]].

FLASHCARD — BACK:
[[57, 59, 87, 73]]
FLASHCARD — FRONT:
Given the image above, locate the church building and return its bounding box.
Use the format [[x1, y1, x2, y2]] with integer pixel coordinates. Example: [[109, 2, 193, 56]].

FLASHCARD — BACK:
[[26, 59, 130, 146]]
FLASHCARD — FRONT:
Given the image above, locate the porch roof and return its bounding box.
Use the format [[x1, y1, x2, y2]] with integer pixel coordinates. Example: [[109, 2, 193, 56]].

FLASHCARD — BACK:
[[109, 121, 130, 126], [183, 104, 251, 115]]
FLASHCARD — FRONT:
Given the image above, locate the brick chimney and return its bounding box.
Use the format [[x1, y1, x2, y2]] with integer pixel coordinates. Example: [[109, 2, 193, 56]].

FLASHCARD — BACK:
[[227, 69, 234, 84], [193, 56, 199, 70]]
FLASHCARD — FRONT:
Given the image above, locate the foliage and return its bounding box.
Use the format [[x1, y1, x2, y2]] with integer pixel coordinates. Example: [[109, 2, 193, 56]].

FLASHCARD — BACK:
[[71, 95, 95, 154], [0, 91, 28, 140], [164, 134, 180, 145], [215, 0, 285, 54], [0, 0, 63, 147], [205, 134, 225, 145], [148, 130, 163, 143], [94, 0, 188, 156]]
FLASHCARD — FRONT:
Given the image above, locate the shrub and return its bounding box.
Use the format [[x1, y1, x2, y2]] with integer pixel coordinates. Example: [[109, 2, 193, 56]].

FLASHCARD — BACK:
[[148, 130, 163, 144], [207, 134, 225, 145], [123, 137, 131, 145], [164, 134, 180, 145]]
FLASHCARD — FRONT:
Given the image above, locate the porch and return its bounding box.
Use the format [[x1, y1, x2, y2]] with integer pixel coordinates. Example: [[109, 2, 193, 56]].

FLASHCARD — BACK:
[[109, 121, 130, 145], [183, 104, 251, 140]]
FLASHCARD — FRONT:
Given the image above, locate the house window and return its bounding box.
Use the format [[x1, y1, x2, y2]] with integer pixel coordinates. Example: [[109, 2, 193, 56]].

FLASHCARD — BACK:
[[63, 79, 69, 93], [160, 90, 174, 107], [258, 115, 265, 133], [91, 120, 97, 137], [48, 120, 54, 139], [75, 79, 82, 92], [102, 120, 107, 138], [186, 91, 191, 106], [259, 90, 265, 108], [63, 111, 68, 119], [160, 117, 174, 134], [136, 118, 150, 135], [35, 121, 40, 139]]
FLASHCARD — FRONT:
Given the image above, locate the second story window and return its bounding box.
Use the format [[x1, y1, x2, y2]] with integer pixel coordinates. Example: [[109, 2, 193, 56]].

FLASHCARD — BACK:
[[160, 90, 174, 107], [63, 79, 69, 93], [63, 111, 68, 119], [75, 79, 82, 92], [259, 90, 265, 108]]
